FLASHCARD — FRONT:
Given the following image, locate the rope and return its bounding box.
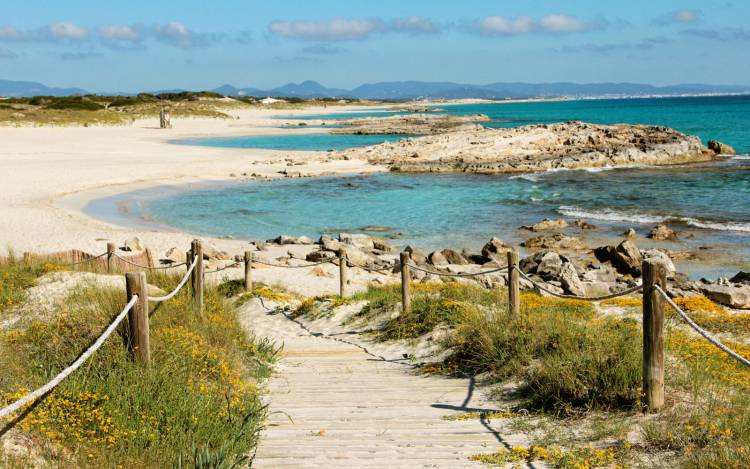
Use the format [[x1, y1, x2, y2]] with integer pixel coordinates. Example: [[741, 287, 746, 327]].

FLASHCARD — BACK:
[[655, 285, 750, 368], [346, 262, 394, 274], [407, 262, 509, 278], [147, 256, 198, 302], [204, 261, 242, 274], [0, 296, 138, 421], [61, 252, 109, 267], [251, 256, 334, 269], [514, 267, 643, 301], [113, 254, 186, 270]]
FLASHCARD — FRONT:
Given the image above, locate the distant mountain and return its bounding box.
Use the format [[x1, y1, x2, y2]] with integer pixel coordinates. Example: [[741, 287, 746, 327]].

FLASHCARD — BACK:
[[214, 80, 750, 100], [2, 78, 749, 100], [0, 79, 86, 97]]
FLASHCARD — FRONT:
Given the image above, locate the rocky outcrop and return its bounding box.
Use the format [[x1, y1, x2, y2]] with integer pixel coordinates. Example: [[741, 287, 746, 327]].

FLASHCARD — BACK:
[[594, 240, 642, 276], [707, 140, 736, 155], [521, 218, 568, 232], [700, 284, 750, 309], [334, 113, 490, 135], [340, 121, 716, 174], [648, 225, 678, 241], [481, 237, 513, 262], [522, 233, 587, 251], [730, 272, 750, 286]]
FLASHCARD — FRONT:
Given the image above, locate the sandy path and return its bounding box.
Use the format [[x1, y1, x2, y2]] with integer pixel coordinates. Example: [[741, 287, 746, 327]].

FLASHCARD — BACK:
[[241, 299, 526, 468]]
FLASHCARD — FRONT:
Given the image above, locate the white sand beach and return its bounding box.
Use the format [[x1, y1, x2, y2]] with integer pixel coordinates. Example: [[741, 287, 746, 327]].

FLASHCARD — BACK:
[[0, 107, 384, 256]]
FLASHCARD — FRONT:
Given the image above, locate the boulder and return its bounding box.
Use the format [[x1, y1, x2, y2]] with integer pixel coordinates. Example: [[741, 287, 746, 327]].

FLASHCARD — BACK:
[[373, 239, 393, 253], [707, 140, 736, 155], [339, 233, 375, 250], [270, 235, 299, 245], [581, 281, 612, 298], [319, 234, 342, 252], [730, 272, 750, 286], [522, 218, 569, 232], [522, 233, 587, 251], [428, 250, 448, 266], [594, 239, 642, 276], [574, 219, 596, 230], [623, 228, 637, 239], [481, 237, 513, 261], [306, 250, 336, 263], [345, 247, 375, 267], [405, 245, 428, 265], [559, 263, 585, 296], [648, 225, 678, 241], [297, 236, 314, 245], [700, 284, 750, 309], [163, 247, 183, 264], [641, 249, 676, 276], [441, 249, 469, 265], [250, 240, 267, 251], [202, 242, 230, 260], [536, 252, 564, 279], [123, 237, 143, 252]]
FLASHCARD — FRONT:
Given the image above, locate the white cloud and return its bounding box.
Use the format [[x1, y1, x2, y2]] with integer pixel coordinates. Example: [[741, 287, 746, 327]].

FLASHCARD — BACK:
[[97, 24, 144, 41], [47, 22, 88, 40], [152, 21, 217, 48], [539, 15, 590, 33], [0, 26, 23, 40], [391, 17, 441, 35], [269, 18, 383, 42], [653, 9, 702, 26], [470, 15, 596, 36]]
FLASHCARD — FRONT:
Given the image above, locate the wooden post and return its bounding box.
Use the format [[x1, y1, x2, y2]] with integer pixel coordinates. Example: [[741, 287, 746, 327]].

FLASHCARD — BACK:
[[507, 251, 520, 317], [339, 248, 348, 298], [190, 240, 204, 311], [22, 252, 31, 265], [244, 251, 253, 292], [125, 272, 150, 365], [160, 107, 171, 129], [106, 242, 116, 273], [642, 259, 666, 413], [400, 251, 411, 314]]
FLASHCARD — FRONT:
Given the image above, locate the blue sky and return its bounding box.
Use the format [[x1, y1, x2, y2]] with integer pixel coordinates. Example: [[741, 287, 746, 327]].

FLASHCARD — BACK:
[[1, 0, 748, 92]]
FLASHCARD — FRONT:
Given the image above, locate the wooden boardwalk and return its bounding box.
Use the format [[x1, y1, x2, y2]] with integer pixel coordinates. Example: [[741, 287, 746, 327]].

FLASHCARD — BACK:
[[241, 299, 526, 468]]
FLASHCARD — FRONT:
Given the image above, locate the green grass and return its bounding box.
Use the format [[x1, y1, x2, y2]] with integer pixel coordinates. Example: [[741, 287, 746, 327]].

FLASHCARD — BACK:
[[0, 253, 55, 313], [0, 258, 280, 468]]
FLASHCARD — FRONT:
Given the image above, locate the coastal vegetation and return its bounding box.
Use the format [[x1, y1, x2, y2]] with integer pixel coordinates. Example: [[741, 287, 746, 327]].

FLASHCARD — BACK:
[[0, 255, 279, 467], [296, 280, 750, 468], [0, 92, 376, 126]]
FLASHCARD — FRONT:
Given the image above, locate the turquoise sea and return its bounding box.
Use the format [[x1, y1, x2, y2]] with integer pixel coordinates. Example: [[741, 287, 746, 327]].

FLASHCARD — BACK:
[[87, 96, 750, 278]]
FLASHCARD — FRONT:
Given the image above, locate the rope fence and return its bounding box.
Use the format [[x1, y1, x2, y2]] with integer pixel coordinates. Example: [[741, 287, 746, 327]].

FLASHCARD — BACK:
[[655, 285, 750, 369], [5, 239, 749, 419], [0, 295, 138, 420]]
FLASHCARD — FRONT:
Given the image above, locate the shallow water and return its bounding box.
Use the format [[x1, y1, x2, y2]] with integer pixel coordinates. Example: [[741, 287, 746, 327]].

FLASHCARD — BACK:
[[174, 133, 408, 151], [87, 159, 750, 279]]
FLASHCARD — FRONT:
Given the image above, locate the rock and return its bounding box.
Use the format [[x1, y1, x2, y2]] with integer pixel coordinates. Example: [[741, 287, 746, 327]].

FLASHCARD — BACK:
[[481, 237, 513, 261], [522, 233, 587, 251], [372, 239, 393, 252], [428, 250, 448, 266], [441, 249, 470, 265], [123, 237, 143, 252], [202, 242, 230, 260], [559, 263, 585, 296], [522, 218, 569, 232], [700, 284, 750, 309], [297, 236, 314, 245], [270, 235, 299, 245], [594, 239, 642, 276], [359, 226, 394, 232], [536, 252, 564, 279], [339, 233, 375, 250], [730, 272, 750, 286], [574, 219, 596, 230], [405, 245, 428, 265], [581, 281, 612, 298], [623, 228, 637, 239], [319, 234, 342, 252], [641, 249, 676, 276], [648, 225, 678, 241], [345, 247, 375, 267], [251, 240, 267, 251], [306, 250, 336, 263], [163, 247, 183, 264], [707, 140, 736, 155]]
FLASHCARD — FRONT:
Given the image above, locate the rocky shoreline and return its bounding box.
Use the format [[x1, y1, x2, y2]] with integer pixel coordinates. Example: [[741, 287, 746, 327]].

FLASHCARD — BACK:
[[337, 120, 724, 174], [332, 113, 490, 135]]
